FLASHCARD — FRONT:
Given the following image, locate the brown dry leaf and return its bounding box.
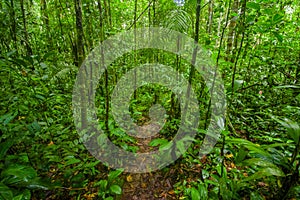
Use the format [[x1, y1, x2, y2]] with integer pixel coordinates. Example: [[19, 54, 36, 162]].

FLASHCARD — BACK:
[[230, 162, 236, 168], [168, 190, 175, 195], [83, 192, 97, 200], [200, 155, 207, 163], [141, 182, 147, 188], [258, 182, 268, 187]]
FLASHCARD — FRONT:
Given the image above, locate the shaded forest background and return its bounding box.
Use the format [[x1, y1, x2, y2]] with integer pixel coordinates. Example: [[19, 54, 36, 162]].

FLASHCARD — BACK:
[[0, 0, 299, 199]]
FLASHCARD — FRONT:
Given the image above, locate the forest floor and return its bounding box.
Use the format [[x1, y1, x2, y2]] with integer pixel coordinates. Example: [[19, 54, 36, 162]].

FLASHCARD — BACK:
[[120, 123, 178, 200]]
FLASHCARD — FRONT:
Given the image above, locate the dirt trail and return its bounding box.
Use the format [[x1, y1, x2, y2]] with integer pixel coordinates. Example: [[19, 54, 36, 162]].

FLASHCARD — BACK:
[[120, 123, 177, 200]]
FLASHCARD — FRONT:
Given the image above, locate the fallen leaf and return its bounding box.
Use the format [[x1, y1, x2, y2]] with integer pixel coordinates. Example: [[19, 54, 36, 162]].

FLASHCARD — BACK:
[[126, 175, 133, 182]]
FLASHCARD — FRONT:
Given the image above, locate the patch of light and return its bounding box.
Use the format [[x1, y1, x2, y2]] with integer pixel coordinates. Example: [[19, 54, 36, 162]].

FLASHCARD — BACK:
[[174, 0, 185, 7], [284, 5, 294, 15]]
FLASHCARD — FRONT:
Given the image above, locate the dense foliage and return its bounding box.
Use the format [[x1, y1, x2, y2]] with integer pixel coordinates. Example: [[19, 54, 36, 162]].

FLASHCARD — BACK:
[[0, 0, 299, 199]]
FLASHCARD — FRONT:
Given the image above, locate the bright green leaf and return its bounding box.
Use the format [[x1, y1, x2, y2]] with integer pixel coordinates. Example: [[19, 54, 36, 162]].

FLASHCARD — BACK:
[[110, 184, 122, 195], [190, 187, 200, 200]]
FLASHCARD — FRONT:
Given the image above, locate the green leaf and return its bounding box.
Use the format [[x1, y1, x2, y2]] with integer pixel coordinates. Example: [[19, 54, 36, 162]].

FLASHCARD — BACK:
[[12, 189, 31, 200], [176, 140, 186, 155], [198, 183, 208, 199], [0, 111, 18, 125], [0, 140, 14, 161], [235, 148, 248, 164], [247, 2, 260, 10], [0, 183, 13, 200], [250, 191, 264, 200], [159, 141, 173, 151], [108, 169, 124, 183], [272, 32, 283, 42], [241, 158, 278, 168], [26, 178, 53, 190], [190, 187, 200, 200], [274, 85, 300, 89], [149, 138, 168, 147], [1, 164, 37, 186], [6, 50, 17, 57], [243, 167, 285, 182], [64, 156, 81, 166], [227, 138, 272, 158], [272, 13, 283, 24], [109, 184, 122, 195], [40, 62, 47, 69], [96, 180, 108, 191], [271, 116, 300, 144]]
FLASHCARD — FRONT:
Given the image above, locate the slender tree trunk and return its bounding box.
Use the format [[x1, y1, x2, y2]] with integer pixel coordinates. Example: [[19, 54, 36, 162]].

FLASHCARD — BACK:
[[20, 0, 32, 56], [86, 3, 94, 50], [215, 12, 222, 48], [148, 0, 151, 27], [107, 0, 112, 27], [182, 0, 204, 181], [226, 0, 239, 62], [97, 0, 104, 39], [207, 0, 214, 35], [41, 0, 51, 48], [133, 0, 138, 99], [97, 0, 109, 131], [153, 0, 156, 25], [9, 0, 18, 52], [103, 0, 111, 28], [231, 0, 246, 94], [41, 0, 49, 29], [74, 0, 85, 67], [231, 0, 246, 93]]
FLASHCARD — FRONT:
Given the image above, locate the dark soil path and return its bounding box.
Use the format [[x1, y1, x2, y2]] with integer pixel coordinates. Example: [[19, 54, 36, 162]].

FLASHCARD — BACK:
[[120, 123, 178, 200]]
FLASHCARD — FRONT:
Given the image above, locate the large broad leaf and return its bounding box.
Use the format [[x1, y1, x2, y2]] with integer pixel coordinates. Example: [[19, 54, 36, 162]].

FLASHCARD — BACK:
[[1, 164, 37, 186], [25, 177, 53, 190], [227, 138, 272, 158], [197, 183, 208, 200], [190, 187, 201, 200], [241, 158, 278, 168], [243, 167, 285, 182], [0, 183, 13, 200], [165, 9, 192, 32], [271, 116, 300, 144], [274, 85, 300, 89], [235, 148, 248, 164]]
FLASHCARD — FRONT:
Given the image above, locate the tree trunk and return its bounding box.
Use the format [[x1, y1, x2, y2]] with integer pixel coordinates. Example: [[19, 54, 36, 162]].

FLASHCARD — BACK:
[[20, 0, 32, 56], [207, 0, 214, 35], [97, 0, 109, 131], [226, 0, 239, 62], [9, 0, 18, 52], [41, 0, 51, 48], [74, 0, 85, 67]]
